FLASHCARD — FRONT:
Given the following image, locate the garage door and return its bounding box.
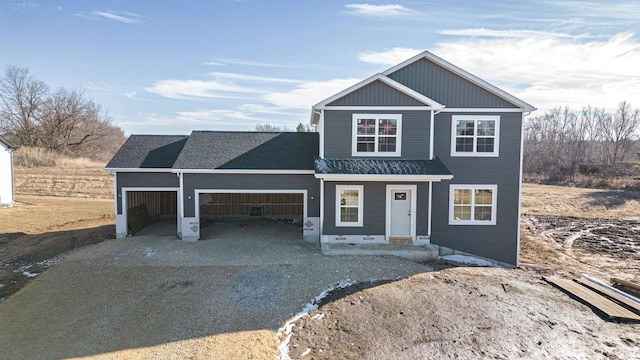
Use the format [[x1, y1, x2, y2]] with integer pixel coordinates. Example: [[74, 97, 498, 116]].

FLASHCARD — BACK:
[[199, 193, 303, 220], [126, 190, 178, 234]]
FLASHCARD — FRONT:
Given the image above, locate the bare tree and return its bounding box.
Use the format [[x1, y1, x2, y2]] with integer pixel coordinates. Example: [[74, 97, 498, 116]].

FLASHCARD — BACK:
[[0, 66, 49, 146], [255, 123, 290, 132], [599, 101, 640, 174]]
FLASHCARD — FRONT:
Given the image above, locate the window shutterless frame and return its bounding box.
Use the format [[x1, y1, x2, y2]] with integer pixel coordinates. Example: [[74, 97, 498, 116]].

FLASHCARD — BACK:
[[351, 114, 402, 157], [450, 115, 500, 157], [449, 184, 497, 225], [335, 185, 364, 227]]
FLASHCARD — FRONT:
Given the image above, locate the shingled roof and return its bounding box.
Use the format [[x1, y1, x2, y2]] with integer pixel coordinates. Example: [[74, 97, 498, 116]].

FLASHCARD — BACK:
[[315, 158, 451, 176], [0, 136, 18, 150], [106, 135, 189, 169], [172, 131, 318, 170]]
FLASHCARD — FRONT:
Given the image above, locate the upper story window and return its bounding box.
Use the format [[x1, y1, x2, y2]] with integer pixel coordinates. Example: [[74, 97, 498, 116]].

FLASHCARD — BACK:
[[451, 115, 500, 157], [352, 114, 402, 157]]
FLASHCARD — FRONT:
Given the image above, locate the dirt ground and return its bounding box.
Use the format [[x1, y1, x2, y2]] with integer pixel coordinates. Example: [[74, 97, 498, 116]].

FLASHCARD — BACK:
[[0, 195, 114, 300], [2, 172, 640, 359], [14, 165, 113, 199], [282, 184, 640, 359]]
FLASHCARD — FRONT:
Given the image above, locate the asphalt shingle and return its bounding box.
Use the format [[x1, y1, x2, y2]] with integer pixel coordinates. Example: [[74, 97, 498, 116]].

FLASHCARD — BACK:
[[314, 157, 452, 175], [105, 135, 189, 169], [172, 131, 319, 170]]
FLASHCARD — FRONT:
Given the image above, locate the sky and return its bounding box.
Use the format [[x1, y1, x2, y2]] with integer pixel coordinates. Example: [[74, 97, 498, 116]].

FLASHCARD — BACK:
[[1, 0, 639, 135]]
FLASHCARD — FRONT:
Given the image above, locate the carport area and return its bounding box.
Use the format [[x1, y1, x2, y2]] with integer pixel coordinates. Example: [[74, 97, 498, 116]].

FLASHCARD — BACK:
[[123, 188, 179, 237], [197, 190, 306, 239]]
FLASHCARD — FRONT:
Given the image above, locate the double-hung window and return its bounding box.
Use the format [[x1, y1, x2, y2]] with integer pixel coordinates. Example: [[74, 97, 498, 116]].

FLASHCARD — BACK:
[[352, 114, 402, 156], [336, 185, 364, 227], [449, 185, 497, 225], [451, 115, 499, 157]]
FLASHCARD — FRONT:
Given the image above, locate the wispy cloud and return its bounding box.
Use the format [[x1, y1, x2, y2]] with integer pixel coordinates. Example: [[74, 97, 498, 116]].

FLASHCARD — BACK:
[[208, 72, 304, 84], [216, 58, 297, 68], [123, 91, 136, 100], [145, 79, 260, 100], [76, 10, 145, 24], [357, 47, 423, 65], [202, 61, 226, 66], [344, 4, 420, 17], [439, 28, 576, 39], [547, 1, 640, 21], [434, 31, 640, 111], [12, 1, 39, 8], [264, 78, 360, 108]]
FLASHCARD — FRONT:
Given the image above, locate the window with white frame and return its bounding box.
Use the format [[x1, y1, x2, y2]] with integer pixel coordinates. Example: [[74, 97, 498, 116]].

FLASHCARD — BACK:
[[449, 185, 497, 225], [451, 115, 499, 156], [336, 185, 364, 227], [352, 114, 402, 156]]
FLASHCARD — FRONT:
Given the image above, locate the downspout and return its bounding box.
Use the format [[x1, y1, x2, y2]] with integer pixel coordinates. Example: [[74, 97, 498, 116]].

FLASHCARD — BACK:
[[177, 171, 184, 239], [428, 181, 433, 237], [319, 178, 324, 247], [9, 148, 15, 206]]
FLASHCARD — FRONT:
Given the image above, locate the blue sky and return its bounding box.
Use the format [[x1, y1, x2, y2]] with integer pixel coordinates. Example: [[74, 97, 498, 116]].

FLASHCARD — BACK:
[[1, 1, 639, 135]]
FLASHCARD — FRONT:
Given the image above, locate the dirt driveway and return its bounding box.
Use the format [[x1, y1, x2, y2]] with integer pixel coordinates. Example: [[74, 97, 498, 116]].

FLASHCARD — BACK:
[[0, 219, 431, 359]]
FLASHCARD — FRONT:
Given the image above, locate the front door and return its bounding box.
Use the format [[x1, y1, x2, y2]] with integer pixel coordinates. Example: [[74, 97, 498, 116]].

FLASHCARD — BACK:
[[390, 189, 412, 236]]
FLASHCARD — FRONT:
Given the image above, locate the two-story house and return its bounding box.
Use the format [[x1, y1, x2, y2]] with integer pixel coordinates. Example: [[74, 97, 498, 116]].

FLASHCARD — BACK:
[[106, 50, 535, 266]]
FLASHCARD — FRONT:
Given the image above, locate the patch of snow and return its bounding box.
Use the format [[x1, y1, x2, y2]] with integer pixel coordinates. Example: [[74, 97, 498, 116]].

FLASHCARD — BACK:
[[23, 271, 39, 278], [277, 279, 354, 360], [440, 254, 496, 267], [144, 247, 156, 258]]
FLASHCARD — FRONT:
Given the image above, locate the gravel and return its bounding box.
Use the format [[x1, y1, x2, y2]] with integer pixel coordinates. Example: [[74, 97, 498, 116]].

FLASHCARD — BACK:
[[0, 219, 432, 359]]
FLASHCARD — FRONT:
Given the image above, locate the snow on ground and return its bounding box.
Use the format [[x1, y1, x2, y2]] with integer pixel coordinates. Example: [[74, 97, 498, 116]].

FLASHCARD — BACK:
[[277, 279, 354, 360], [440, 254, 497, 267], [22, 271, 39, 278]]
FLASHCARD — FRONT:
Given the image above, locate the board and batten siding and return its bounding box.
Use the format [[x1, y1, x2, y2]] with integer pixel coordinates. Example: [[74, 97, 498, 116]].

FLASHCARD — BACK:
[[115, 172, 179, 214], [323, 182, 430, 236], [327, 80, 426, 107], [182, 173, 320, 217], [387, 58, 518, 109], [323, 110, 431, 159], [430, 111, 523, 265]]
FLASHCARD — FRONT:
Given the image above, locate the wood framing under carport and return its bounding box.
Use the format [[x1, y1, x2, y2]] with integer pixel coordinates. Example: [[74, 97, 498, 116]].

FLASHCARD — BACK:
[[120, 187, 180, 237]]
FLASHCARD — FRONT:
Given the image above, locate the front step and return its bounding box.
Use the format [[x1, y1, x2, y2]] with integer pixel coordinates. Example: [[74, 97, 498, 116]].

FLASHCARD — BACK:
[[321, 242, 439, 262]]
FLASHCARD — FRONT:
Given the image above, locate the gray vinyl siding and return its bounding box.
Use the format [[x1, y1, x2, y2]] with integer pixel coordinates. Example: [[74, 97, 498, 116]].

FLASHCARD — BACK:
[[323, 110, 430, 159], [387, 58, 518, 109], [182, 173, 320, 217], [116, 172, 179, 214], [431, 112, 523, 265], [327, 80, 425, 107], [323, 182, 429, 235]]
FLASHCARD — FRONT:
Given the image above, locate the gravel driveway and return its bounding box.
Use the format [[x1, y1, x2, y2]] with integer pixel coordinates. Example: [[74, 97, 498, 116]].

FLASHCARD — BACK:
[[0, 219, 432, 359]]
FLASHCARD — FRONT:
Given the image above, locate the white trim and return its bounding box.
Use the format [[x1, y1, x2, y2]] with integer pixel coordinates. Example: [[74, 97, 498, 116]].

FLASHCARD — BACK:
[[194, 189, 308, 220], [516, 112, 525, 267], [104, 168, 174, 173], [178, 172, 184, 224], [319, 110, 325, 158], [319, 179, 325, 236], [440, 108, 524, 113], [121, 187, 181, 234], [351, 113, 402, 157], [315, 174, 453, 181], [313, 73, 444, 111], [448, 184, 498, 225], [172, 169, 315, 174], [429, 110, 435, 160], [335, 185, 364, 227], [381, 51, 536, 112], [323, 106, 432, 111], [385, 185, 417, 241], [427, 181, 433, 236], [450, 115, 500, 157], [113, 171, 118, 215]]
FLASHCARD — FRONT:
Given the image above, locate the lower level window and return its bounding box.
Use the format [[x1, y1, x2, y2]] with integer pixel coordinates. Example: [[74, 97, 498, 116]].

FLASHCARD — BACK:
[[449, 185, 497, 225], [336, 185, 363, 227]]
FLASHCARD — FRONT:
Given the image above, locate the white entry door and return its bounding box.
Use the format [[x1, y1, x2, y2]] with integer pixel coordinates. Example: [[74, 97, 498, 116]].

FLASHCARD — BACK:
[[390, 189, 412, 236]]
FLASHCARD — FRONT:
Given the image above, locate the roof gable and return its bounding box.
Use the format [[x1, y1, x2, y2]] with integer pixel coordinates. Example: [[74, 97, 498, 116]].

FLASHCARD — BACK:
[[327, 79, 428, 107], [0, 136, 18, 150], [384, 51, 536, 111], [105, 135, 188, 169], [173, 131, 319, 170]]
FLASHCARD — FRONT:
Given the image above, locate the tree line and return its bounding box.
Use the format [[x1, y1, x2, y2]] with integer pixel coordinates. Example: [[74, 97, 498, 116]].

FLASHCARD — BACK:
[[0, 66, 125, 161], [523, 101, 639, 178]]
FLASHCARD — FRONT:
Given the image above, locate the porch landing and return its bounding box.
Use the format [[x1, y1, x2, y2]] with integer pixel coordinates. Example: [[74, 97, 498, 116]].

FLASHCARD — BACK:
[[321, 243, 439, 262]]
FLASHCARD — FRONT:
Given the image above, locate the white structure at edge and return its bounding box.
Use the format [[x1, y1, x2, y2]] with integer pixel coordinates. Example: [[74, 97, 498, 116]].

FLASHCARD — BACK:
[[0, 138, 17, 207]]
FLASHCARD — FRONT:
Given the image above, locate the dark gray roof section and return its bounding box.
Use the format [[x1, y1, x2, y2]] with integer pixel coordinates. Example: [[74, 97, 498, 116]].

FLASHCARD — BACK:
[[173, 131, 319, 170], [0, 136, 18, 149], [106, 135, 189, 169], [315, 157, 451, 175]]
